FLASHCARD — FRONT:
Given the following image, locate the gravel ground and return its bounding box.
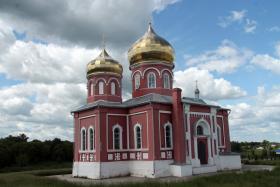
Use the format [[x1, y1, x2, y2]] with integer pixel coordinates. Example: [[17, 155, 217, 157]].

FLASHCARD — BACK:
[[48, 164, 275, 185]]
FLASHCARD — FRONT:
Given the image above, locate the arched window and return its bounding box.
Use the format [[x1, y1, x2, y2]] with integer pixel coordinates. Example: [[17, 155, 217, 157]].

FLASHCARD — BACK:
[[197, 125, 204, 135], [88, 127, 94, 151], [217, 126, 222, 146], [164, 123, 172, 148], [111, 82, 116, 95], [148, 72, 156, 88], [134, 73, 140, 90], [81, 128, 86, 151], [134, 124, 142, 149], [98, 81, 104, 95], [113, 125, 122, 150], [163, 73, 170, 89], [90, 82, 94, 96], [195, 120, 210, 136]]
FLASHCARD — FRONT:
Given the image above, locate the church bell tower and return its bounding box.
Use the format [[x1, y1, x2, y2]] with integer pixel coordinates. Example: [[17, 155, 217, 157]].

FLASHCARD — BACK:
[[128, 23, 175, 98]]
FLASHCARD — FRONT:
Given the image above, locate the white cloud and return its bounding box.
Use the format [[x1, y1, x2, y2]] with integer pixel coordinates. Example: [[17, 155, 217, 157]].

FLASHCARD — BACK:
[[1, 97, 33, 116], [153, 0, 180, 12], [257, 86, 280, 107], [0, 0, 179, 49], [185, 40, 253, 73], [231, 10, 247, 21], [0, 19, 15, 52], [268, 26, 280, 32], [275, 42, 280, 57], [218, 10, 246, 28], [251, 43, 280, 74], [0, 41, 98, 84], [218, 10, 257, 34], [228, 86, 280, 142], [0, 1, 180, 140], [0, 83, 86, 140], [251, 54, 280, 74], [174, 67, 247, 101], [244, 19, 257, 33]]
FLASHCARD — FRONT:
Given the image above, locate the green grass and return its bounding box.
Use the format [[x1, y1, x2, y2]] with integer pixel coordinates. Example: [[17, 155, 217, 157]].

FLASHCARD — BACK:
[[0, 167, 280, 187]]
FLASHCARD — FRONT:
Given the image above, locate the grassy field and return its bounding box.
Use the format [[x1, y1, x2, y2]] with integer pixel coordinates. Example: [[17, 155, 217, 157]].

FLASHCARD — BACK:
[[0, 166, 279, 187]]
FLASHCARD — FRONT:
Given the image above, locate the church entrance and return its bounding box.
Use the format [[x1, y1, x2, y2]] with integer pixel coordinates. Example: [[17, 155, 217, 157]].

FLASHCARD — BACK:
[[198, 139, 208, 165]]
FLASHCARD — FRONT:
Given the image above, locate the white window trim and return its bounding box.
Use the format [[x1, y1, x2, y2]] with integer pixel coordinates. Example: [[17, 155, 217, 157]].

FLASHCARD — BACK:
[[134, 73, 141, 90], [80, 127, 87, 151], [112, 124, 123, 150], [194, 119, 210, 137], [134, 123, 142, 149], [143, 67, 160, 77], [98, 81, 104, 95], [160, 69, 174, 78], [147, 72, 156, 88], [163, 73, 170, 89], [90, 82, 94, 96], [95, 78, 107, 85], [88, 126, 95, 151], [111, 82, 116, 95], [217, 125, 222, 147], [164, 122, 173, 149], [131, 70, 143, 79], [107, 78, 120, 87]]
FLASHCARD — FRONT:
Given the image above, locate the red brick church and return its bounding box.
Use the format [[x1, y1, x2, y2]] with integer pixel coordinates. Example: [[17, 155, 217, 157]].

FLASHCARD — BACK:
[[72, 23, 241, 179]]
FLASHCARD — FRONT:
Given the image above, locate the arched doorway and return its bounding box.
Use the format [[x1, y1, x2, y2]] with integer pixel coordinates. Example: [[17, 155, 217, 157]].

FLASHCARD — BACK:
[[198, 140, 207, 165]]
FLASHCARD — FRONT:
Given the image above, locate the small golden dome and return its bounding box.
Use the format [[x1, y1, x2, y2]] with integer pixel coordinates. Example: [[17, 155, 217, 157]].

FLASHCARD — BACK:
[[128, 23, 175, 67], [87, 49, 123, 78]]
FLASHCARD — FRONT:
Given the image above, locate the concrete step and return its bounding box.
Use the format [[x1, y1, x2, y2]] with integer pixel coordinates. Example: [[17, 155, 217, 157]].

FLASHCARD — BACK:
[[193, 165, 217, 175]]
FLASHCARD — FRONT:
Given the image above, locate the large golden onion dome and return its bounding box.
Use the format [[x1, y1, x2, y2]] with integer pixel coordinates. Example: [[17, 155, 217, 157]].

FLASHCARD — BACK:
[[128, 23, 175, 67], [87, 49, 123, 78]]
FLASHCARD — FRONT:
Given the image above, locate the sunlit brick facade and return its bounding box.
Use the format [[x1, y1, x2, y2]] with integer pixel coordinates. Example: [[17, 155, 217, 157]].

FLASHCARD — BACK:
[[72, 24, 241, 179]]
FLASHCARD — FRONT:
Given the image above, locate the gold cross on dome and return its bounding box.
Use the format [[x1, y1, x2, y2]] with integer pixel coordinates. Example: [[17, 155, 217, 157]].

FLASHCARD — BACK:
[[102, 33, 105, 49]]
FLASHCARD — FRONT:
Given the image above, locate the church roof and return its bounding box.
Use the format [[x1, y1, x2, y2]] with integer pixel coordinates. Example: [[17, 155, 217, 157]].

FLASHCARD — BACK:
[[124, 93, 172, 106], [72, 93, 224, 113], [181, 97, 230, 110], [71, 93, 172, 113], [182, 97, 207, 105]]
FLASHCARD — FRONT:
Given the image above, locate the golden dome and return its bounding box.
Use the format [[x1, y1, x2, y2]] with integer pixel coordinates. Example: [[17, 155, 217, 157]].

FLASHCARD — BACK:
[[128, 23, 175, 67], [87, 49, 123, 78]]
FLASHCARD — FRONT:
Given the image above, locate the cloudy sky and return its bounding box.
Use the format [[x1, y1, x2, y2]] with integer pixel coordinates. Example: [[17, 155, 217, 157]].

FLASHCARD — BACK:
[[0, 0, 279, 142]]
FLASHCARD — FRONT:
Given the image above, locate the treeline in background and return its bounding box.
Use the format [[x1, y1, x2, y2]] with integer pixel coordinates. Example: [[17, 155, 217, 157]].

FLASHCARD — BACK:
[[0, 134, 72, 170], [0, 134, 279, 170], [231, 140, 280, 163]]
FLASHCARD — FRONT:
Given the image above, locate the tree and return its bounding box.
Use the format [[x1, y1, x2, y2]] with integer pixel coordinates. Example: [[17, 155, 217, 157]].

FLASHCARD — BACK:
[[231, 141, 241, 153], [262, 140, 271, 159], [0, 134, 73, 168]]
